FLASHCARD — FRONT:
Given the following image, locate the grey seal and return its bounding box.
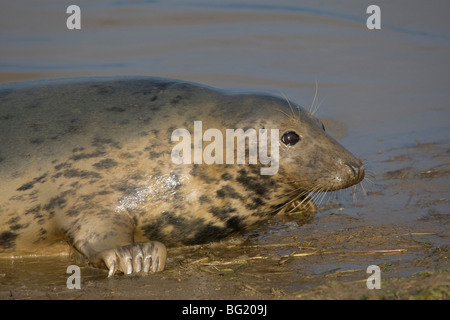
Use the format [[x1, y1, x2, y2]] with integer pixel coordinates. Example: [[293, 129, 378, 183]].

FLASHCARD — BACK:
[[0, 77, 364, 276]]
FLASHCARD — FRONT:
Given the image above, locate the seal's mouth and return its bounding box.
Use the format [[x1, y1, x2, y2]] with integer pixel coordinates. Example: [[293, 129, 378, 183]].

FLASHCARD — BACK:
[[275, 161, 366, 215], [343, 160, 365, 188], [328, 160, 365, 191]]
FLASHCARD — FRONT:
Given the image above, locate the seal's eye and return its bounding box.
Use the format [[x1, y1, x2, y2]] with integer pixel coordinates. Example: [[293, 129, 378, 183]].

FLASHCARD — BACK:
[[321, 122, 326, 131], [281, 131, 301, 146]]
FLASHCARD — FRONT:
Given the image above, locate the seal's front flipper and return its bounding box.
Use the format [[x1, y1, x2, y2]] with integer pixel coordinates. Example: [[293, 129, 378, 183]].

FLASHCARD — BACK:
[[60, 214, 167, 276], [92, 242, 167, 277], [277, 194, 316, 215]]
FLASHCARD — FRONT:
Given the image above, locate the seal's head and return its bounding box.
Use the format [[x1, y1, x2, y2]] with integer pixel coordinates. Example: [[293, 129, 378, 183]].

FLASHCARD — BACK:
[[277, 106, 365, 192], [227, 93, 364, 195]]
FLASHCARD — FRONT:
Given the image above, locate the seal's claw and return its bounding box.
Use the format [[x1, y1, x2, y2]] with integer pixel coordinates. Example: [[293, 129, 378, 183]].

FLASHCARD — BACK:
[[96, 242, 166, 277], [107, 261, 116, 278]]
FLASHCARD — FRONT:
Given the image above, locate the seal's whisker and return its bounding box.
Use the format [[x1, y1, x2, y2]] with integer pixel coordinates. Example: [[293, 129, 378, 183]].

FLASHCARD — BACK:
[[275, 108, 298, 122], [287, 195, 311, 214], [266, 186, 308, 208], [360, 160, 375, 185], [309, 190, 319, 202], [270, 184, 320, 215], [305, 186, 322, 203], [286, 185, 322, 214], [285, 186, 315, 203], [321, 188, 332, 206], [362, 175, 375, 187], [276, 92, 303, 124], [309, 81, 318, 115], [308, 191, 322, 209], [269, 191, 307, 209], [324, 188, 333, 205], [359, 182, 367, 197], [309, 81, 326, 117], [280, 92, 296, 120], [314, 187, 330, 208], [281, 186, 310, 198], [277, 90, 299, 122], [312, 96, 326, 118]]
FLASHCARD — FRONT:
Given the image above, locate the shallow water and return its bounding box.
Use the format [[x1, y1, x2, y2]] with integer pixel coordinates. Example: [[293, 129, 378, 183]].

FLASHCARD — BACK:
[[0, 0, 449, 299]]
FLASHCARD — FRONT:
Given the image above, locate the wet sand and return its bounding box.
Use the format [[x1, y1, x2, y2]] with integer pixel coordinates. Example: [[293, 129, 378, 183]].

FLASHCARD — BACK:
[[0, 0, 449, 300]]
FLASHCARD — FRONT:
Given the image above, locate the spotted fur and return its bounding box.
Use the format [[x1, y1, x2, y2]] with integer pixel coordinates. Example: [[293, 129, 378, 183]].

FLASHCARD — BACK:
[[0, 77, 364, 273]]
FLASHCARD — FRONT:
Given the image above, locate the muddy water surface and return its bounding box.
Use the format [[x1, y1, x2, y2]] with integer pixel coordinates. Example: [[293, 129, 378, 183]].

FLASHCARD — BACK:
[[0, 0, 449, 299]]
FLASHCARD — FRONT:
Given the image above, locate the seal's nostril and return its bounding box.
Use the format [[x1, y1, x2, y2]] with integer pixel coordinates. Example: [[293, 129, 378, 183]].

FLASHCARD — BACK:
[[345, 162, 357, 175], [345, 161, 364, 180], [348, 163, 356, 175]]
